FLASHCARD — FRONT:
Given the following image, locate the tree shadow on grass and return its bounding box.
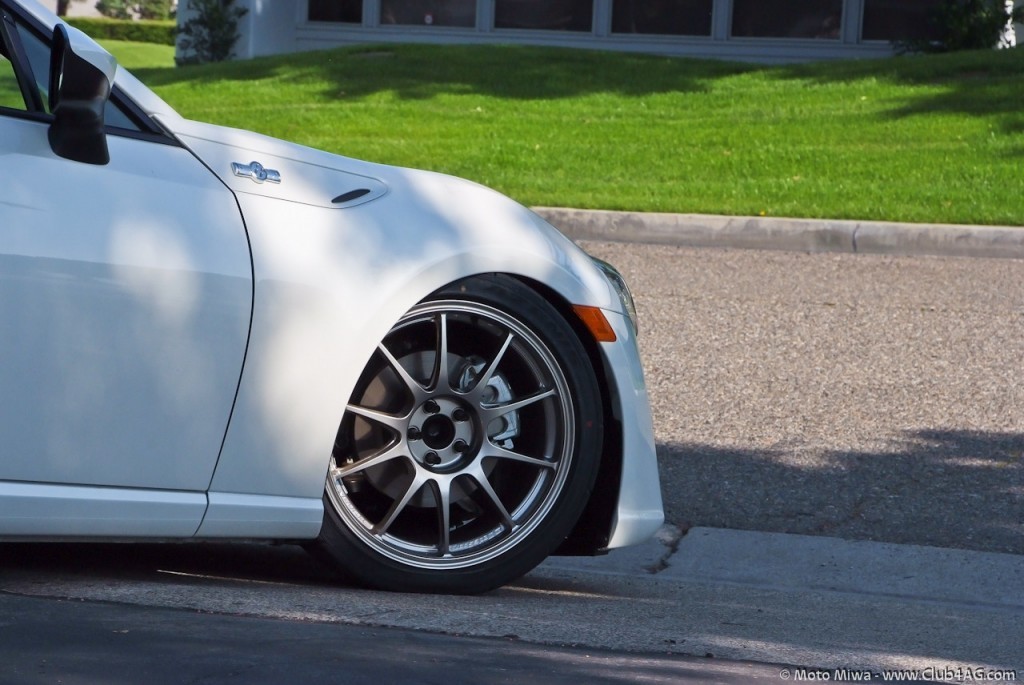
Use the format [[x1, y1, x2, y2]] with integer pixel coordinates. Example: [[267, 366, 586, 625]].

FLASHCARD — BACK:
[[774, 47, 1024, 138], [131, 43, 751, 101], [660, 428, 1024, 555], [133, 42, 1024, 112], [130, 42, 1024, 154]]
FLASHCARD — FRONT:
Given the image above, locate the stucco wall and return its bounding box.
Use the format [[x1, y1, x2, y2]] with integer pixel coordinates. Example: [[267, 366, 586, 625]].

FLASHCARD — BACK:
[[42, 1, 180, 19], [176, 0, 299, 60], [38, 0, 102, 17]]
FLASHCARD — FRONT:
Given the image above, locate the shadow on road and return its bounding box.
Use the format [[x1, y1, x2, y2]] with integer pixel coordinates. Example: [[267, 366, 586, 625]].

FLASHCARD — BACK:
[[0, 540, 345, 587], [660, 428, 1024, 555]]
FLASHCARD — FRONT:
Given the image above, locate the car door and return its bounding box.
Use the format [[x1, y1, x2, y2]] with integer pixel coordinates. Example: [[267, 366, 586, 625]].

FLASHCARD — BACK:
[[0, 8, 252, 535]]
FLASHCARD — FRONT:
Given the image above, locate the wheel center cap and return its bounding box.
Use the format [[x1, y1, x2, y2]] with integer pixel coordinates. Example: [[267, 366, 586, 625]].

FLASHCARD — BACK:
[[408, 397, 477, 470], [421, 415, 456, 450]]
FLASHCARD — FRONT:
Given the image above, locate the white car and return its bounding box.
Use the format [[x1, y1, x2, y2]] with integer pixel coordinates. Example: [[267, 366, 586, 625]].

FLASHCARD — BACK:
[[0, 0, 663, 593]]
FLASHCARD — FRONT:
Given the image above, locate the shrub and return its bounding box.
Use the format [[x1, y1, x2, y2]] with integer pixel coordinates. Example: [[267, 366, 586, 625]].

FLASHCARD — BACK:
[[897, 0, 1023, 53], [176, 0, 248, 65], [65, 17, 176, 45]]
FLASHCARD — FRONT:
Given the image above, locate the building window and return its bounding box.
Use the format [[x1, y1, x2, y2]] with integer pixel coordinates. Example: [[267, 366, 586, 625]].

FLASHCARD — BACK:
[[731, 0, 842, 39], [612, 0, 713, 36], [380, 0, 476, 27], [308, 0, 363, 23], [862, 0, 942, 41], [494, 0, 594, 31]]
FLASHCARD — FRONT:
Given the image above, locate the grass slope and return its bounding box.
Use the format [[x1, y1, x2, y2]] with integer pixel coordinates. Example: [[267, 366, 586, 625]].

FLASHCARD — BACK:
[[112, 42, 1024, 225], [103, 40, 177, 70]]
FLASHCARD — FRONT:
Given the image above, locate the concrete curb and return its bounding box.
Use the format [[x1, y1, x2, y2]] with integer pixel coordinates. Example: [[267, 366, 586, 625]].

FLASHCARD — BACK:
[[664, 527, 1024, 610], [539, 526, 1024, 672], [533, 207, 1024, 259]]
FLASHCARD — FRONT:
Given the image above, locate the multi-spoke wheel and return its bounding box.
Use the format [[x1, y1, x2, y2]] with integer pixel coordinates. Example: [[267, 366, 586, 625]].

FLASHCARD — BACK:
[[313, 275, 603, 593]]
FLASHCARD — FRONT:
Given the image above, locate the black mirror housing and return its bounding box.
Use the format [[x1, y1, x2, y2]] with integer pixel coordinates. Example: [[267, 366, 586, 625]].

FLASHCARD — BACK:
[[47, 24, 113, 166]]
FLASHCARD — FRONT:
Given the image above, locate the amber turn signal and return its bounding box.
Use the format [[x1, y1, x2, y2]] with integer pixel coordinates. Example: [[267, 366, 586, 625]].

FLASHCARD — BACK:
[[572, 305, 617, 343]]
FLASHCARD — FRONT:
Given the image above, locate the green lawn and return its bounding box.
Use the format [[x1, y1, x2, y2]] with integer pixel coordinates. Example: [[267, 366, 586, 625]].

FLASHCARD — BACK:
[[103, 40, 177, 70], [107, 41, 1024, 225]]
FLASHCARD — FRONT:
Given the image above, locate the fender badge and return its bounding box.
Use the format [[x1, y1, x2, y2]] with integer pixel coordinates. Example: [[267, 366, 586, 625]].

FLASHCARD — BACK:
[[231, 161, 281, 184]]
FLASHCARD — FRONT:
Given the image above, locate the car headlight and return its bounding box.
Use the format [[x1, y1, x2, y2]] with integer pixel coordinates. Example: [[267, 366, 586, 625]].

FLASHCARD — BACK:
[[591, 257, 639, 336]]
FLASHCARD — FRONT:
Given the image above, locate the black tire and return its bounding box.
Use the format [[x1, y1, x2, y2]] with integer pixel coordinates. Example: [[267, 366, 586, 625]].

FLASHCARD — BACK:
[[312, 274, 603, 594]]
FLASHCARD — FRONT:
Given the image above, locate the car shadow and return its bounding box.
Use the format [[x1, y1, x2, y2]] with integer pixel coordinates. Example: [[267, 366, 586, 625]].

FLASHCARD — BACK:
[[0, 539, 346, 587], [2, 427, 1019, 596]]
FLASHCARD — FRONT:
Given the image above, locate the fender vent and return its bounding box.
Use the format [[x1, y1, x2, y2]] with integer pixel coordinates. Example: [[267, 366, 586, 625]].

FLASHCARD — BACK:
[[332, 188, 372, 204]]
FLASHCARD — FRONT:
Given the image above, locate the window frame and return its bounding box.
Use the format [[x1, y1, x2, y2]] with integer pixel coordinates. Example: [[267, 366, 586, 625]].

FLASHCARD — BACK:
[[0, 9, 44, 114]]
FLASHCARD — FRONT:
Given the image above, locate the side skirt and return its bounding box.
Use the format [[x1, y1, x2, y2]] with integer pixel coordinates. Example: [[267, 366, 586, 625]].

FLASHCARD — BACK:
[[0, 483, 324, 541], [0, 481, 206, 538]]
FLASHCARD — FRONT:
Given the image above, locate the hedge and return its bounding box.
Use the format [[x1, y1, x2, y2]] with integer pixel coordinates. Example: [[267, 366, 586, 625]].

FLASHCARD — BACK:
[[65, 17, 176, 45]]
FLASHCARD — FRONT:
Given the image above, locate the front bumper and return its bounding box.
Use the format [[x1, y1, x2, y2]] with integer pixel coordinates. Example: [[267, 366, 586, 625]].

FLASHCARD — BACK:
[[600, 310, 664, 548]]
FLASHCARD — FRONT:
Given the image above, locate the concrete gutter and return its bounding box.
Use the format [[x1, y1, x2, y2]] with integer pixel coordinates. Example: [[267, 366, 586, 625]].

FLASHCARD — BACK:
[[533, 207, 1024, 259], [546, 526, 1024, 612]]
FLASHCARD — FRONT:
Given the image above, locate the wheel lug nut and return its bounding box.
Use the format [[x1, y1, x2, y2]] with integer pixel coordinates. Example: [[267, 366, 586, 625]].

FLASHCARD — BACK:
[[424, 400, 440, 414], [408, 427, 421, 441], [424, 452, 441, 465], [453, 440, 468, 454], [452, 408, 469, 422]]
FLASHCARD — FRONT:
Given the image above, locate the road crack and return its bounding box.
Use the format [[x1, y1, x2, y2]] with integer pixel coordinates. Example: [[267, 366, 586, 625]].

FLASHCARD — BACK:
[[645, 523, 687, 574]]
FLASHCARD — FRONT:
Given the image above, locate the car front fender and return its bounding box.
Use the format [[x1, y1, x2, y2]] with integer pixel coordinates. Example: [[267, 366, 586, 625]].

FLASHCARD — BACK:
[[168, 119, 653, 541], [200, 167, 617, 501]]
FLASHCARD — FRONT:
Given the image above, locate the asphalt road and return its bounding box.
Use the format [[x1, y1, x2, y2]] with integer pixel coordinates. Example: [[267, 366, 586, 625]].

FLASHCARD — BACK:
[[581, 241, 1024, 554], [0, 592, 780, 685]]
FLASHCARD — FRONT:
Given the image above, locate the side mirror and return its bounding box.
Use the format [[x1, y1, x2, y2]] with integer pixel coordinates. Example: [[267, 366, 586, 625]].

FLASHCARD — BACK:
[[47, 24, 116, 165]]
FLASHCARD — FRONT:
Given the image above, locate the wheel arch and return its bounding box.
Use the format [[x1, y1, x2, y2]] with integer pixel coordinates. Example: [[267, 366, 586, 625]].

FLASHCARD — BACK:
[[354, 267, 625, 557], [508, 275, 622, 555]]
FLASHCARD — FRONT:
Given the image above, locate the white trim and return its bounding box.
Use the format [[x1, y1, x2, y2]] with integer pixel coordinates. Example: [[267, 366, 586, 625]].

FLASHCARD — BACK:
[[711, 0, 730, 41], [293, 23, 893, 63], [842, 0, 864, 44], [593, 0, 612, 38], [477, 0, 493, 33]]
